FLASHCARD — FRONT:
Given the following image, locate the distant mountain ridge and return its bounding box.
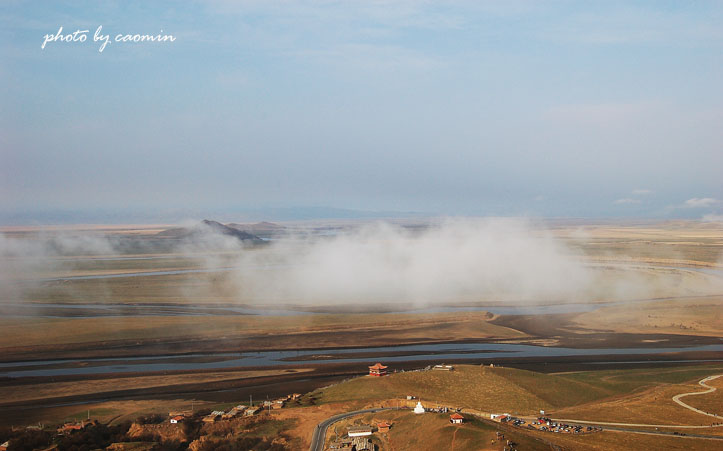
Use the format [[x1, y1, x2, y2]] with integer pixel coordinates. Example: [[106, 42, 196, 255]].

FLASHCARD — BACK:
[[157, 219, 263, 242]]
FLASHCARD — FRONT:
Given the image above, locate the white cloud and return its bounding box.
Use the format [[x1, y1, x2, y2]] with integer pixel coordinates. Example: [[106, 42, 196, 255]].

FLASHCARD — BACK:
[[614, 198, 641, 205], [684, 198, 719, 208]]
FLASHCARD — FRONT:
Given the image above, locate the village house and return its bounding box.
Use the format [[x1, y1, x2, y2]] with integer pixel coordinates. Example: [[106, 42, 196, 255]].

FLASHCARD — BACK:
[[377, 421, 391, 433], [347, 425, 373, 437], [368, 362, 388, 376], [291, 393, 302, 400], [245, 406, 262, 416], [57, 419, 96, 434], [433, 364, 454, 371], [169, 415, 185, 424], [222, 405, 247, 419], [202, 411, 224, 423], [329, 438, 352, 449], [450, 413, 464, 424]]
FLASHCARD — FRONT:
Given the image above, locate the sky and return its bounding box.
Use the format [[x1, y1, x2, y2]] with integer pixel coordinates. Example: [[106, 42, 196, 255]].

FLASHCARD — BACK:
[[1, 0, 722, 223]]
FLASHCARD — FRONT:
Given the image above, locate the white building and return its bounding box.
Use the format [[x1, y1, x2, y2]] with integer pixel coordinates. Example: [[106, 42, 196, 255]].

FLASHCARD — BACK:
[[347, 425, 373, 437]]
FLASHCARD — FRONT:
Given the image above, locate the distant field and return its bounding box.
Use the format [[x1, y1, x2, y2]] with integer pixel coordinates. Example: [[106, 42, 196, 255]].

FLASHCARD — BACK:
[[572, 296, 723, 336], [0, 311, 524, 353], [0, 368, 312, 405]]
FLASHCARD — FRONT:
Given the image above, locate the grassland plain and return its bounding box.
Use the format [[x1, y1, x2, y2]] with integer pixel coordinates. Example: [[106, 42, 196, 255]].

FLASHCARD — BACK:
[[0, 311, 524, 355], [571, 296, 723, 336]]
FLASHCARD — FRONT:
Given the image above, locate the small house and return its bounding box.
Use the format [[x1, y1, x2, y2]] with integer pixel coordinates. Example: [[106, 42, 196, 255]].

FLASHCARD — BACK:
[[245, 406, 261, 416], [450, 413, 464, 424], [377, 421, 391, 433], [433, 364, 454, 371], [169, 415, 184, 424]]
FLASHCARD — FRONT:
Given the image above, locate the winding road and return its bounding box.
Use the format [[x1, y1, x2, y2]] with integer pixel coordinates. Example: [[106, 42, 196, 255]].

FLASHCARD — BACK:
[[309, 407, 392, 451], [672, 374, 723, 419]]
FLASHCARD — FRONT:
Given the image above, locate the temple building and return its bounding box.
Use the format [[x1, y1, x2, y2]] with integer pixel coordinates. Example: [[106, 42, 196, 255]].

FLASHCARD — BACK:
[[368, 362, 388, 376]]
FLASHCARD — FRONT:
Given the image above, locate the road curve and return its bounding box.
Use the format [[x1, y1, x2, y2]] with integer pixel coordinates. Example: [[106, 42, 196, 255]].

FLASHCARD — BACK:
[[310, 407, 392, 451], [672, 374, 723, 419]]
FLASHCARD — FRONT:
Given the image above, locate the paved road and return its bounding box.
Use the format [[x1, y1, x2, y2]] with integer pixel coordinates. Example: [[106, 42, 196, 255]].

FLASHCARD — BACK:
[[672, 374, 723, 419], [309, 407, 392, 451]]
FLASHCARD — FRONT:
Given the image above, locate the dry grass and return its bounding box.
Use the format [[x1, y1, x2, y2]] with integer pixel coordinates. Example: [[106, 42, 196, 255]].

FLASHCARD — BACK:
[[0, 311, 524, 349], [572, 296, 723, 336], [314, 365, 608, 415]]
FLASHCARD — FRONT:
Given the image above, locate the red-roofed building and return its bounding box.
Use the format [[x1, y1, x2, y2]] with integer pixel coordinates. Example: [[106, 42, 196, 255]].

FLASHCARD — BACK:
[[450, 413, 464, 424], [170, 415, 184, 424], [377, 421, 391, 433], [368, 363, 388, 376]]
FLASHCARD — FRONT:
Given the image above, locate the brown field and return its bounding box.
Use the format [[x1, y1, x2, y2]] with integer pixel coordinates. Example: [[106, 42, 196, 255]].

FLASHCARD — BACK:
[[572, 296, 723, 336], [0, 311, 525, 361]]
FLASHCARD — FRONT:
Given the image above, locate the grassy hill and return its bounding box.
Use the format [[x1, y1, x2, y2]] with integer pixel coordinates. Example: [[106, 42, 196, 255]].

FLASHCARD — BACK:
[[313, 364, 723, 415]]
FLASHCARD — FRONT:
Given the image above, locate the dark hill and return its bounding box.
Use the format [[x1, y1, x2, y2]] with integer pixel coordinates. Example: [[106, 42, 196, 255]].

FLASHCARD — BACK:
[[157, 219, 263, 243]]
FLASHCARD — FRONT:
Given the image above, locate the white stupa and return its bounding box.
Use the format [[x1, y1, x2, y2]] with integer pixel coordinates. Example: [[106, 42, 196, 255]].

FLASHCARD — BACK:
[[414, 401, 425, 414]]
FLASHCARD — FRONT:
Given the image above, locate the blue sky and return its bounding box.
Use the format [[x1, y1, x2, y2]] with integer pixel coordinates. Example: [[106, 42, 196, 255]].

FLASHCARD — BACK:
[[1, 0, 722, 222]]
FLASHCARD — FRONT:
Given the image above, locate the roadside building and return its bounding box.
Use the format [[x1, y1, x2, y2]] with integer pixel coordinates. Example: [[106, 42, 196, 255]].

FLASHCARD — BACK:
[[450, 413, 464, 424], [169, 415, 184, 424], [377, 421, 391, 433], [347, 425, 373, 437], [433, 364, 454, 371], [414, 401, 425, 414], [368, 363, 388, 376]]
